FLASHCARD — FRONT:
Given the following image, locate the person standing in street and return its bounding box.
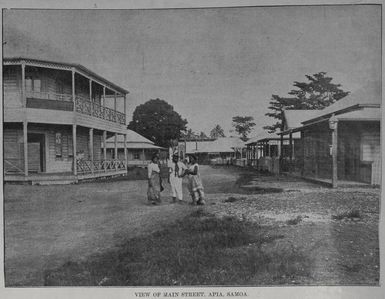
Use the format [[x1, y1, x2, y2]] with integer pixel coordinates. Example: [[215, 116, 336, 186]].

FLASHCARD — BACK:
[[147, 153, 163, 205], [168, 153, 187, 203], [185, 154, 205, 205]]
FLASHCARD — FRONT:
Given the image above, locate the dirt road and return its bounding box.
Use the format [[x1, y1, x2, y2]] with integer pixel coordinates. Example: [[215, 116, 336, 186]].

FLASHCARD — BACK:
[[4, 165, 380, 286]]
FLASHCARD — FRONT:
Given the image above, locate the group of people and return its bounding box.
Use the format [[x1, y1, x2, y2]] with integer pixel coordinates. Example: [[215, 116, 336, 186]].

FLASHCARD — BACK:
[[147, 152, 205, 206]]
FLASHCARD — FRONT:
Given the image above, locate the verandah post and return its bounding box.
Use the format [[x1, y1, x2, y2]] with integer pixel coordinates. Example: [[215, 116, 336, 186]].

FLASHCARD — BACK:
[[23, 121, 28, 176], [89, 128, 94, 174], [89, 79, 93, 116], [22, 62, 28, 176], [124, 133, 128, 170], [114, 92, 117, 123], [103, 130, 107, 172], [289, 132, 293, 173], [328, 114, 339, 188], [114, 133, 118, 170], [73, 124, 77, 176], [72, 68, 76, 111]]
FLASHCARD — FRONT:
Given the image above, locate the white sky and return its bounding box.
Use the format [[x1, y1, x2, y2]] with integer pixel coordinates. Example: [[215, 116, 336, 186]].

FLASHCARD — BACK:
[[3, 5, 381, 137]]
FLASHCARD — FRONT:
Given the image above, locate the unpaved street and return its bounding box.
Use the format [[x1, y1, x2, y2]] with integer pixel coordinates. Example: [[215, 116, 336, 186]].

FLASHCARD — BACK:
[[4, 165, 380, 286]]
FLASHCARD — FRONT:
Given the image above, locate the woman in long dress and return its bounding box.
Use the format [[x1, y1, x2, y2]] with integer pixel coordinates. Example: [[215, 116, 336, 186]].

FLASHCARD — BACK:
[[147, 154, 162, 205], [186, 154, 205, 205]]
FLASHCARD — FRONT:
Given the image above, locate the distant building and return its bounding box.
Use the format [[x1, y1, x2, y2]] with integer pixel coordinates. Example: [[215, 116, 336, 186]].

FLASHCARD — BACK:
[[245, 132, 285, 173], [178, 137, 246, 164], [102, 129, 166, 167]]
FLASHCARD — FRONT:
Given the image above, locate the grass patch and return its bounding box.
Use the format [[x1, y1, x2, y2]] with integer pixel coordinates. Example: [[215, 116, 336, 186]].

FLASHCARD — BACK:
[[225, 196, 246, 203], [286, 216, 304, 225], [332, 209, 361, 220], [44, 210, 312, 286]]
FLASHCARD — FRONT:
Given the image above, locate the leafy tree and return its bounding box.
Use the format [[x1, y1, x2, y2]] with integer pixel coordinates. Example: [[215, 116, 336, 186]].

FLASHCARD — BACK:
[[181, 128, 198, 140], [210, 124, 226, 139], [264, 72, 349, 133], [232, 116, 256, 141], [128, 98, 187, 147], [199, 131, 209, 140]]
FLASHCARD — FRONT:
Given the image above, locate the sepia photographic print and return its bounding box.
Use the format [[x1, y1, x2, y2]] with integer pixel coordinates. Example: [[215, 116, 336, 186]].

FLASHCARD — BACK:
[[1, 1, 384, 299]]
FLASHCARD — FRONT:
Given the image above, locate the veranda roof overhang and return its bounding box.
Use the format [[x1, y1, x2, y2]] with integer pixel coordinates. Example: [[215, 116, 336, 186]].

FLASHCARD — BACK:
[[4, 57, 129, 95], [290, 106, 381, 133]]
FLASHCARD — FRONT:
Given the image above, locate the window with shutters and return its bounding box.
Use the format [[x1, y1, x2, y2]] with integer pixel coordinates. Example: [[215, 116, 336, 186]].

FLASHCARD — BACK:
[[134, 151, 140, 160], [25, 76, 33, 92], [55, 132, 62, 158], [68, 134, 73, 157]]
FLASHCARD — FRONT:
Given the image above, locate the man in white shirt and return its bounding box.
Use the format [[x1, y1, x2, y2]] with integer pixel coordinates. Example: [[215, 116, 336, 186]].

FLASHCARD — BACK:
[[168, 153, 187, 203]]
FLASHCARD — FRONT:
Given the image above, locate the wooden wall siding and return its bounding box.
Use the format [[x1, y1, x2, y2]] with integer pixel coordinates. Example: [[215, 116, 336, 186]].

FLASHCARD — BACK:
[[93, 134, 102, 160], [3, 129, 24, 173], [46, 129, 73, 173], [360, 129, 381, 185], [4, 65, 103, 104], [371, 158, 381, 185], [4, 66, 23, 108], [26, 109, 75, 125], [26, 98, 74, 111], [28, 143, 41, 172], [360, 130, 380, 162], [76, 128, 90, 159], [303, 129, 332, 178]]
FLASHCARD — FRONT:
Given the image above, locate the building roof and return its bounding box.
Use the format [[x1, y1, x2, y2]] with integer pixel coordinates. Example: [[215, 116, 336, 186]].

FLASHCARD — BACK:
[[301, 81, 381, 125], [335, 107, 381, 122], [3, 57, 129, 94], [185, 137, 245, 154], [104, 130, 165, 149], [283, 109, 320, 130], [246, 132, 280, 144]]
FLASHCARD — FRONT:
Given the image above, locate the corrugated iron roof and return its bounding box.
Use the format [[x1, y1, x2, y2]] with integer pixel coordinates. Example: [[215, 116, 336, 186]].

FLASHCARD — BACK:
[[283, 109, 320, 129], [185, 137, 245, 154], [4, 57, 129, 94], [336, 107, 381, 121], [104, 130, 165, 149], [301, 81, 381, 125]]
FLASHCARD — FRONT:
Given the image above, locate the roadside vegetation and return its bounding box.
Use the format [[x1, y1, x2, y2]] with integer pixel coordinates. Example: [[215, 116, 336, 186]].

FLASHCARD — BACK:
[[44, 209, 311, 286]]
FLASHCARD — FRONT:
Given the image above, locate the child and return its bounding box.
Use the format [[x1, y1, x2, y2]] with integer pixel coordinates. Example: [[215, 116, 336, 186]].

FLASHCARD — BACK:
[[185, 155, 205, 205]]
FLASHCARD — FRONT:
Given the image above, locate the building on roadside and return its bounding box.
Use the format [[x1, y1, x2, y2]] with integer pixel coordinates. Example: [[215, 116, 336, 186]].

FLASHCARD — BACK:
[[245, 132, 289, 173], [178, 137, 246, 165], [3, 57, 129, 184], [102, 129, 166, 167], [286, 83, 381, 187]]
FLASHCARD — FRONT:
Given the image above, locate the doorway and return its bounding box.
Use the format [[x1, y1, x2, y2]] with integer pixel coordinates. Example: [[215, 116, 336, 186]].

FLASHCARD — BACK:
[[27, 133, 46, 173]]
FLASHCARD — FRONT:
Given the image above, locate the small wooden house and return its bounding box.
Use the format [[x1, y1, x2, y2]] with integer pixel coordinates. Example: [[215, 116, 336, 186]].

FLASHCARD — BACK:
[[290, 87, 381, 187], [3, 57, 130, 184], [246, 132, 292, 173], [178, 137, 246, 165], [277, 109, 320, 172], [102, 129, 166, 167]]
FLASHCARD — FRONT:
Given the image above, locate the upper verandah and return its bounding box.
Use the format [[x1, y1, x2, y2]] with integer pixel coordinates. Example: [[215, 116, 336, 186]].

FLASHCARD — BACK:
[[3, 57, 129, 95]]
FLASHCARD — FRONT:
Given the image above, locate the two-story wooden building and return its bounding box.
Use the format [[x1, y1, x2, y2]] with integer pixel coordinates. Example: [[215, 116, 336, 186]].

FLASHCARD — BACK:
[[3, 57, 129, 184]]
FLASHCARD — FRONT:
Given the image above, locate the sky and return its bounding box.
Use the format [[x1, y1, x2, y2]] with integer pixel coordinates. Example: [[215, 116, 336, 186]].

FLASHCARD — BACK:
[[3, 5, 381, 137]]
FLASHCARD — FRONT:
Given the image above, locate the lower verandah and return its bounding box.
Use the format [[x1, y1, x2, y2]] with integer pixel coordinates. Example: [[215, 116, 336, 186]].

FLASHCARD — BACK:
[[4, 122, 126, 182]]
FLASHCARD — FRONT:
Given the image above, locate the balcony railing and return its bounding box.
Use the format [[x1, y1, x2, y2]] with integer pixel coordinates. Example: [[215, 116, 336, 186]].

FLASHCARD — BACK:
[[75, 96, 126, 125], [76, 159, 127, 174], [24, 91, 126, 125]]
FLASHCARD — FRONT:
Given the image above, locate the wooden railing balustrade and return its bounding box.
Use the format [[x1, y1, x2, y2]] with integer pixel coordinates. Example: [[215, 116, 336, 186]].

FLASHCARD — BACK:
[[76, 159, 127, 174], [25, 91, 125, 125]]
